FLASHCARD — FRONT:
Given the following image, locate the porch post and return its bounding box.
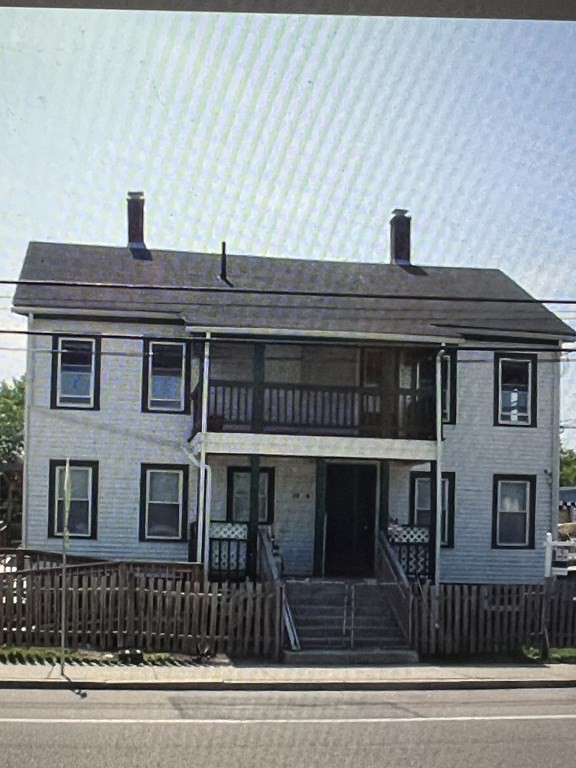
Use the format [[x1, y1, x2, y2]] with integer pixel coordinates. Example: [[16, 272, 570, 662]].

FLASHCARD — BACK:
[[196, 331, 211, 565], [247, 454, 261, 578], [429, 460, 438, 582], [252, 343, 265, 433], [379, 460, 390, 534], [434, 346, 445, 585], [313, 458, 327, 576]]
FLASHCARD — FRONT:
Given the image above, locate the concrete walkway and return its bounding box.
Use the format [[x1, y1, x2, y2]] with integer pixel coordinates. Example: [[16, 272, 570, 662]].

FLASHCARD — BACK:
[[0, 658, 575, 691]]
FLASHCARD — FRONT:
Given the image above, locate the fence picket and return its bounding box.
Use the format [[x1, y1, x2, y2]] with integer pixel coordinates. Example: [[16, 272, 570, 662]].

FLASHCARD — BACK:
[[208, 584, 219, 656]]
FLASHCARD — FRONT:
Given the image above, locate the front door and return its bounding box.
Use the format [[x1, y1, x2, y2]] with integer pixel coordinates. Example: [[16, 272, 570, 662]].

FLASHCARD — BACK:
[[324, 464, 377, 578]]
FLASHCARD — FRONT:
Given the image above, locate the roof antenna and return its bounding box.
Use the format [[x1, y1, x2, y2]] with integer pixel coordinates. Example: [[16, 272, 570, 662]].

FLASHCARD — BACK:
[[219, 241, 234, 287]]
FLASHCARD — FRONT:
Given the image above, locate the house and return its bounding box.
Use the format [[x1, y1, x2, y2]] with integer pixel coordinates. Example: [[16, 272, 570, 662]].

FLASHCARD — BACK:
[[12, 194, 575, 610], [560, 487, 576, 505]]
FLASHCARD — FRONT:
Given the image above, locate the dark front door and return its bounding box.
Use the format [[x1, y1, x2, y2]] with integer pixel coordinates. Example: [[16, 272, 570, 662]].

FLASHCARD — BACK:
[[324, 464, 377, 578]]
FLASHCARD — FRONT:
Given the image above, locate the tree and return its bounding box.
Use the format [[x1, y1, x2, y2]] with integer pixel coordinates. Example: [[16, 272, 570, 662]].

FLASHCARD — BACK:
[[560, 443, 576, 487], [0, 376, 25, 465]]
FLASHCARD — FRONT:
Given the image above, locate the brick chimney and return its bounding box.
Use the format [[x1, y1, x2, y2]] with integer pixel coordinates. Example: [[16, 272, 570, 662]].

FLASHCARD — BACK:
[[127, 191, 145, 249], [390, 208, 411, 265]]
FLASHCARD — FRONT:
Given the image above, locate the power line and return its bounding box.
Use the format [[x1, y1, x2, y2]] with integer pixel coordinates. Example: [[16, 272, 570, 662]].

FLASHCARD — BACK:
[[4, 276, 576, 306]]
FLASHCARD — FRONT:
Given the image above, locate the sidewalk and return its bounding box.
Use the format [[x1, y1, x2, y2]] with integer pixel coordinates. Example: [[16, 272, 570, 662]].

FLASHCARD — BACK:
[[1, 658, 576, 691]]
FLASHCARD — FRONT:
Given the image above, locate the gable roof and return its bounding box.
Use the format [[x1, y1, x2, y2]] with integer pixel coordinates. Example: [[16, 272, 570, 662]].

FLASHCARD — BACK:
[[12, 241, 575, 341]]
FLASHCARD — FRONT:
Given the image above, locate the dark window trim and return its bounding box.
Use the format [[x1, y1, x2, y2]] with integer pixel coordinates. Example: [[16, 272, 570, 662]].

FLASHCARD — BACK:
[[442, 348, 457, 425], [141, 338, 192, 414], [226, 466, 275, 525], [139, 463, 189, 542], [409, 471, 455, 548], [48, 459, 99, 539], [50, 334, 101, 411], [492, 474, 536, 550], [494, 352, 538, 428]]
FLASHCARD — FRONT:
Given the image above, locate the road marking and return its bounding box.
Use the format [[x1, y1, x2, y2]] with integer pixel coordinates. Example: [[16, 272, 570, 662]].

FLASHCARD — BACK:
[[0, 714, 575, 725]]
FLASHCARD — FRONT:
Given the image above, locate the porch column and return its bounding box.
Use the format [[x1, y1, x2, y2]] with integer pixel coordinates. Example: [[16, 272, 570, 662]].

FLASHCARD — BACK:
[[313, 458, 327, 576], [252, 343, 265, 433], [247, 454, 260, 578], [429, 459, 438, 582], [379, 460, 390, 535], [196, 332, 211, 565]]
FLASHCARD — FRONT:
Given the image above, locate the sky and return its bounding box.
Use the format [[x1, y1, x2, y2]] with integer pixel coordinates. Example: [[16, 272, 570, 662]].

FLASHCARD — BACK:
[[1, 8, 576, 442]]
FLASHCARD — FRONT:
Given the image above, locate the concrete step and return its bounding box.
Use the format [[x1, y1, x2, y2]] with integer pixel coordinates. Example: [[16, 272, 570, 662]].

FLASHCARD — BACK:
[[298, 636, 350, 651], [283, 648, 419, 665], [285, 579, 410, 656]]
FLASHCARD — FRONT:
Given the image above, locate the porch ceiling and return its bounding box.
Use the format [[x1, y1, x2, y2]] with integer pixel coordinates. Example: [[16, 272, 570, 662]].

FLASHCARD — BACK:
[[190, 432, 437, 461]]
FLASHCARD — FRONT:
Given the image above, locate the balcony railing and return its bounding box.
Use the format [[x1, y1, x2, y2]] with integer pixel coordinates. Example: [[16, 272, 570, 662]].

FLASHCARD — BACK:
[[204, 380, 434, 440]]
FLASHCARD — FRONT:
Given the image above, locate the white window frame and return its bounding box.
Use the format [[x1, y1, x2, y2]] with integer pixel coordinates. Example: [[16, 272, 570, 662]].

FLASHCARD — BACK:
[[52, 464, 94, 538], [496, 479, 531, 547], [147, 341, 187, 412], [144, 468, 185, 540], [228, 468, 274, 524], [56, 337, 96, 408], [497, 356, 533, 426], [413, 475, 451, 546]]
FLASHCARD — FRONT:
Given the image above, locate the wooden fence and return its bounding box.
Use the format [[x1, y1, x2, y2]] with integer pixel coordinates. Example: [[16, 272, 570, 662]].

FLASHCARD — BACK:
[[0, 564, 282, 659], [412, 580, 576, 657]]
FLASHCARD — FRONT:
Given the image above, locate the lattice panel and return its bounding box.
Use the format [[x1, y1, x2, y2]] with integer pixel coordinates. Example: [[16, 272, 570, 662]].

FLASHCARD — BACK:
[[209, 540, 248, 571], [387, 524, 430, 544], [209, 522, 248, 540], [394, 542, 431, 580]]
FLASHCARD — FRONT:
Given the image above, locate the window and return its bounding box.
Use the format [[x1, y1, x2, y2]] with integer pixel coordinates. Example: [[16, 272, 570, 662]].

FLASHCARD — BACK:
[[441, 350, 457, 424], [142, 340, 190, 413], [140, 464, 188, 541], [227, 467, 275, 524], [51, 336, 100, 409], [495, 353, 537, 427], [48, 460, 98, 538], [362, 349, 383, 388], [492, 475, 536, 548], [410, 472, 455, 547]]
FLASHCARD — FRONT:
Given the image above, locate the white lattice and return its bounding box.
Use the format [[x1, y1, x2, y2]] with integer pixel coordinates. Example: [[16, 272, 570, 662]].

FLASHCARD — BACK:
[[387, 524, 430, 544], [209, 522, 248, 540]]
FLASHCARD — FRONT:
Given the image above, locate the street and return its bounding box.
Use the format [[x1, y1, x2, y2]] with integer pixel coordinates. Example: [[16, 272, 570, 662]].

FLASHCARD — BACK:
[[0, 688, 574, 767]]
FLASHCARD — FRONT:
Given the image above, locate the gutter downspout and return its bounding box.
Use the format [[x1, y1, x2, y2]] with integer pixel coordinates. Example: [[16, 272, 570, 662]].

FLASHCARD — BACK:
[[195, 332, 211, 566], [434, 346, 445, 586], [182, 447, 212, 571], [549, 349, 561, 576], [22, 313, 34, 547]]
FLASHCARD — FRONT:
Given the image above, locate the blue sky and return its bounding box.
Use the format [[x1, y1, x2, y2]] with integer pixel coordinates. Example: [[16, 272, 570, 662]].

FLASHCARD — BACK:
[[1, 9, 575, 440]]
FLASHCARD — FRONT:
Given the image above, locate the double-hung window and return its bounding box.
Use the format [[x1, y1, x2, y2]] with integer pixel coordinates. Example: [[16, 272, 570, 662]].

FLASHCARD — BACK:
[[51, 336, 100, 409], [227, 467, 275, 524], [495, 353, 537, 426], [143, 340, 190, 413], [492, 475, 536, 548], [410, 472, 455, 547], [140, 464, 188, 541], [48, 460, 98, 538]]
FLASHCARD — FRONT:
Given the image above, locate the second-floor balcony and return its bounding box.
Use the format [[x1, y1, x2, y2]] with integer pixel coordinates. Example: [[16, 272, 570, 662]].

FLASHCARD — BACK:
[[194, 342, 438, 441], [206, 380, 434, 439]]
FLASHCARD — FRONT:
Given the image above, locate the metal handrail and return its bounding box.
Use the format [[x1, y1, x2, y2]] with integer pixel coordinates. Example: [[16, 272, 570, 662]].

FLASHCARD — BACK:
[[375, 530, 413, 642], [378, 530, 411, 594], [257, 527, 300, 651]]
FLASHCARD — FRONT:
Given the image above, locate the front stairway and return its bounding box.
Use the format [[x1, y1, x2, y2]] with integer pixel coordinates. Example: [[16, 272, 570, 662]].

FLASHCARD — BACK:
[[283, 579, 418, 665]]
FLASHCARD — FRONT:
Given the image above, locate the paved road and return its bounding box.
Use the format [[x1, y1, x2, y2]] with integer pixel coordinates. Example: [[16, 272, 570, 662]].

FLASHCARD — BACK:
[[0, 688, 574, 768]]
